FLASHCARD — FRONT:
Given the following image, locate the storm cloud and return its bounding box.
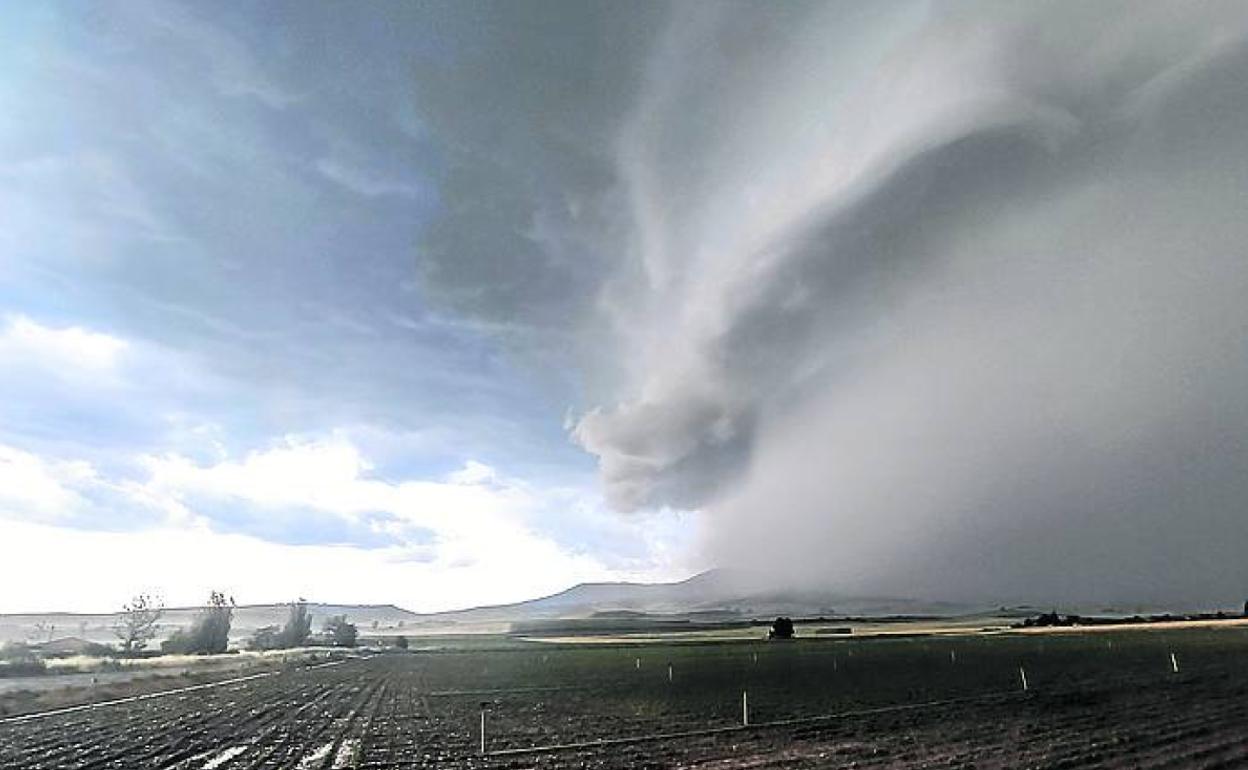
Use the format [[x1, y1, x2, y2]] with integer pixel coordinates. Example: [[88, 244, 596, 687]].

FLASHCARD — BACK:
[[572, 1, 1248, 605], [5, 1, 1248, 612]]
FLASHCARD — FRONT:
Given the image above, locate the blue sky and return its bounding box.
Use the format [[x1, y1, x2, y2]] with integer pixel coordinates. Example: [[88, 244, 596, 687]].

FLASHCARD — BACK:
[[0, 1, 696, 612]]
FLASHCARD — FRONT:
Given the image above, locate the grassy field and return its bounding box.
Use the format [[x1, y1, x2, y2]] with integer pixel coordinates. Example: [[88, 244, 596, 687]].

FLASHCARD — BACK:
[[3, 625, 1248, 767]]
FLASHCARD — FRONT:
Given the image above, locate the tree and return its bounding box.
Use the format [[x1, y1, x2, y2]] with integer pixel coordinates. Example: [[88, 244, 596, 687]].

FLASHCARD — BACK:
[[394, 635, 409, 650], [33, 621, 55, 644], [163, 591, 234, 655], [113, 594, 163, 654], [768, 617, 795, 640], [323, 615, 358, 647], [279, 599, 313, 648], [196, 591, 234, 653]]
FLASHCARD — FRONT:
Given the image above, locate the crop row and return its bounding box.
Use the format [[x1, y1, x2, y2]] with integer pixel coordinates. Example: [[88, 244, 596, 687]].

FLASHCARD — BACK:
[[2, 629, 1247, 768]]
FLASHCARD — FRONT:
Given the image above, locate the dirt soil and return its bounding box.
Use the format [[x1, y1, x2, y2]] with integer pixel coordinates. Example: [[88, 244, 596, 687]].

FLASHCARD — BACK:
[[2, 637, 1247, 769]]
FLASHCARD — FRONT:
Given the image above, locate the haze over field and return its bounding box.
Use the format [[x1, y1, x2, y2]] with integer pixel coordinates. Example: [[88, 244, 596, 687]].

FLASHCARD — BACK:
[[2, 1, 1248, 613]]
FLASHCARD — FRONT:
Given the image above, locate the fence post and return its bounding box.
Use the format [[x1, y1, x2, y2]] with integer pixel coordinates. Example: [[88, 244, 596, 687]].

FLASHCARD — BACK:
[[1170, 652, 1179, 673], [1018, 667, 1028, 692], [742, 690, 749, 726], [479, 703, 487, 756], [668, 663, 673, 683]]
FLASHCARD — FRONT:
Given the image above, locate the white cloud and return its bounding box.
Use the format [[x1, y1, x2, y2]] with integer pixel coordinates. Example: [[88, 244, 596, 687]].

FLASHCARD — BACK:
[[315, 157, 422, 199], [129, 436, 687, 609], [0, 435, 698, 612], [447, 460, 497, 486], [0, 445, 90, 521], [0, 314, 128, 373]]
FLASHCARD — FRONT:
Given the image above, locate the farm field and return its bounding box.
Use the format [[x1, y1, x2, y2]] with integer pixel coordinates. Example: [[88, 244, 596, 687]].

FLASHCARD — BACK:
[[3, 627, 1248, 768]]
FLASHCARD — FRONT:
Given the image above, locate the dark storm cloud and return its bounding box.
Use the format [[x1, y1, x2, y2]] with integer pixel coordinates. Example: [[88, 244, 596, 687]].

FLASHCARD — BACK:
[[573, 1, 1248, 605], [408, 2, 663, 331]]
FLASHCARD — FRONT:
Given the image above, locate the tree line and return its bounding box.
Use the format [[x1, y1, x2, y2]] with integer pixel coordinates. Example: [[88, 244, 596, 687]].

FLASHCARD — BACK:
[[113, 593, 361, 655]]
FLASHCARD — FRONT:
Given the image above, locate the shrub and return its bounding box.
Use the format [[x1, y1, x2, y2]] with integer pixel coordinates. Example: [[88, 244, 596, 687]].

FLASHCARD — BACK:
[[0, 643, 46, 677], [323, 615, 358, 648], [246, 625, 282, 651], [163, 591, 234, 655]]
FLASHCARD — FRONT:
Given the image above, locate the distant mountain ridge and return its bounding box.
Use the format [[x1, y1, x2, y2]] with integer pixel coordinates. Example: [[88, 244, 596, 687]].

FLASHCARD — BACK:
[[406, 568, 977, 628], [0, 571, 977, 643]]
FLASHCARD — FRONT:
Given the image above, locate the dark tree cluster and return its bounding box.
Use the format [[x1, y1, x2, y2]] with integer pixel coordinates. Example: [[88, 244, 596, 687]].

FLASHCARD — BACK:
[[768, 616, 795, 640]]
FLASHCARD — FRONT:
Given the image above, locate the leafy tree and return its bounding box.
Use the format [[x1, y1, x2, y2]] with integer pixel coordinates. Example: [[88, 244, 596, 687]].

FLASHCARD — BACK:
[[323, 615, 358, 648], [279, 599, 313, 648], [163, 591, 234, 654], [113, 594, 163, 655], [197, 591, 234, 653], [394, 635, 409, 650]]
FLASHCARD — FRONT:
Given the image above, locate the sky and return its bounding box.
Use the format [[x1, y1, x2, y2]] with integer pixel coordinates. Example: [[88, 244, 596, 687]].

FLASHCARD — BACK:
[[3, 1, 1248, 613]]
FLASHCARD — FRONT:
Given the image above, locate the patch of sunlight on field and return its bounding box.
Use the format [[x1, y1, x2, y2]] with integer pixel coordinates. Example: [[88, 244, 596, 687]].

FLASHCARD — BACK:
[[41, 647, 336, 675]]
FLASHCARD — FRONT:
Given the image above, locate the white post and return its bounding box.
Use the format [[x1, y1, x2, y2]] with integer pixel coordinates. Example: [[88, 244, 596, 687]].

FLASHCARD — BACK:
[[1019, 667, 1028, 692], [1170, 652, 1179, 673], [752, 652, 757, 664], [668, 663, 673, 683], [480, 708, 486, 755], [635, 657, 640, 670], [950, 650, 956, 664], [742, 690, 749, 726]]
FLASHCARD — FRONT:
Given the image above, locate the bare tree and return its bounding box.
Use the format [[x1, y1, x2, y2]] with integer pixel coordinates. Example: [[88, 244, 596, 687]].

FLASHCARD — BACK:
[[33, 621, 55, 644], [114, 594, 164, 654]]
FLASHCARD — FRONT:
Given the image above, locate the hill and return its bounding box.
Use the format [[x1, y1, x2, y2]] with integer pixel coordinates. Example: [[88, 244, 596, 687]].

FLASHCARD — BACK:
[[0, 571, 979, 643]]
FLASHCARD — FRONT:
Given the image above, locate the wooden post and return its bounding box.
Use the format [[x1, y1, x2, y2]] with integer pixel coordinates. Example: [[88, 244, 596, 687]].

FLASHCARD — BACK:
[[479, 704, 487, 755], [742, 690, 749, 726]]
